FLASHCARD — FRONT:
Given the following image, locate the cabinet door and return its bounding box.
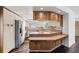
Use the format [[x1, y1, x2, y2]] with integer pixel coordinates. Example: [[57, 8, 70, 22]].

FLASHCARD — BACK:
[[33, 11, 48, 20], [10, 12, 15, 50], [59, 15, 63, 27], [50, 13, 59, 21], [3, 9, 15, 53], [39, 12, 46, 20]]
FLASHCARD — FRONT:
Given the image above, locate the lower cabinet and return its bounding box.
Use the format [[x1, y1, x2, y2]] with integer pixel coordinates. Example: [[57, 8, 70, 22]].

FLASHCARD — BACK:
[[55, 40, 61, 46], [30, 41, 40, 50], [29, 37, 67, 52], [29, 40, 62, 52]]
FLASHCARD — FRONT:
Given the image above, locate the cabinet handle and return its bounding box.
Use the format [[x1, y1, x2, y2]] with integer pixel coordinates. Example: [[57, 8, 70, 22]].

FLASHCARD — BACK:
[[11, 24, 13, 27]]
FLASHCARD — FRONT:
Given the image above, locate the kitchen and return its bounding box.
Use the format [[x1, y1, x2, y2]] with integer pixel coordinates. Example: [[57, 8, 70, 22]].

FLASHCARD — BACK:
[[0, 0, 78, 59], [0, 6, 73, 53]]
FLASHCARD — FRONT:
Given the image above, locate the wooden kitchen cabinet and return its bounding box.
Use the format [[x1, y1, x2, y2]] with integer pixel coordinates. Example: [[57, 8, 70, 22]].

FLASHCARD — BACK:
[[29, 34, 68, 52], [60, 15, 63, 27], [50, 13, 59, 21], [33, 11, 49, 20], [33, 11, 63, 21], [29, 40, 56, 50], [30, 41, 40, 50], [55, 40, 61, 46]]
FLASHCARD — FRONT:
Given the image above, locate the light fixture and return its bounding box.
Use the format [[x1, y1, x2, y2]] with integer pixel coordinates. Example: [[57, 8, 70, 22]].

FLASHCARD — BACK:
[[40, 8, 43, 10]]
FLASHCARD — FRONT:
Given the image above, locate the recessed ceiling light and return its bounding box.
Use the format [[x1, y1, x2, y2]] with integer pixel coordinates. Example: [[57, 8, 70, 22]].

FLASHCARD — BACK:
[[40, 8, 43, 10]]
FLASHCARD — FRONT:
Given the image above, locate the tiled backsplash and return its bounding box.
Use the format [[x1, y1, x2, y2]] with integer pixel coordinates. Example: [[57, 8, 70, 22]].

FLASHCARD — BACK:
[[29, 20, 62, 30]]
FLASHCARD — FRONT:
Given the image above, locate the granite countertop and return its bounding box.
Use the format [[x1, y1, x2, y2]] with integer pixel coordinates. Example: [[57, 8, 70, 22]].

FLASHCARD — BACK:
[[28, 34, 68, 41]]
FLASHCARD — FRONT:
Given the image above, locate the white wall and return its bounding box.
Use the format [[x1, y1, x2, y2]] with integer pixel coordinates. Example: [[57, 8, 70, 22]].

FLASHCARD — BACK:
[[56, 6, 75, 47], [63, 13, 69, 34], [62, 14, 69, 47]]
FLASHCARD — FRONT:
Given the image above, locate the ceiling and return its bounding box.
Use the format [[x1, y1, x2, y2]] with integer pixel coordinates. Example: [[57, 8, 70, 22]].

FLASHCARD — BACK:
[[6, 6, 79, 19], [33, 6, 65, 15], [68, 6, 79, 15], [6, 6, 66, 15], [68, 6, 79, 19]]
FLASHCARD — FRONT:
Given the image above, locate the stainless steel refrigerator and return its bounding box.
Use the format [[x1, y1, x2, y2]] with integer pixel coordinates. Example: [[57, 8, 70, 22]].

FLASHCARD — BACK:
[[15, 20, 23, 48]]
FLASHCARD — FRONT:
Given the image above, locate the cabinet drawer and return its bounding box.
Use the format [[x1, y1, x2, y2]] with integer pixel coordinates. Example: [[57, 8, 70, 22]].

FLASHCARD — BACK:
[[30, 41, 40, 50], [29, 40, 56, 50], [39, 41, 55, 50]]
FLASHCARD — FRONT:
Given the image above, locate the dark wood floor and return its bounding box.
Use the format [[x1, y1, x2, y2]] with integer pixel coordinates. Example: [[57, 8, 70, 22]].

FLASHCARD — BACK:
[[66, 36, 79, 53], [10, 36, 79, 53]]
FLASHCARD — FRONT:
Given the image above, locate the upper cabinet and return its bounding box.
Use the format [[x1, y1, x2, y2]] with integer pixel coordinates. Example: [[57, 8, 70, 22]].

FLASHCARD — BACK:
[[49, 12, 58, 21], [33, 11, 63, 27], [33, 11, 49, 20], [33, 11, 63, 22]]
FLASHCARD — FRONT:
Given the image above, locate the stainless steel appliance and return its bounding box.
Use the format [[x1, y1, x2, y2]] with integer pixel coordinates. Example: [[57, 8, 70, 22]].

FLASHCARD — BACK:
[[15, 20, 23, 48]]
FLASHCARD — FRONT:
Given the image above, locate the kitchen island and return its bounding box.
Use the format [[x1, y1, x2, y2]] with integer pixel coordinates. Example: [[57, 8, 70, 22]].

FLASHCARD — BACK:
[[28, 34, 68, 52]]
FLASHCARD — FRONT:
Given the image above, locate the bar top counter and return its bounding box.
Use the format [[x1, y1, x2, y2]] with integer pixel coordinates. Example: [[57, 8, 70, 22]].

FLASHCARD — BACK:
[[28, 34, 68, 41]]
